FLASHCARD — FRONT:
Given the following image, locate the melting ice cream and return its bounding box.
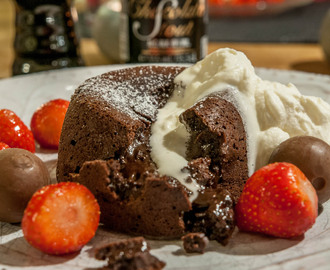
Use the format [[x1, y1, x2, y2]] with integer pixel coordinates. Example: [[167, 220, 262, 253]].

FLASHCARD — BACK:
[[150, 48, 330, 200]]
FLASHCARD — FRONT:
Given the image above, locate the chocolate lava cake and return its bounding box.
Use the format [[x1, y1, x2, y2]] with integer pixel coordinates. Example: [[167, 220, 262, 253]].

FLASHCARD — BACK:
[[57, 66, 248, 244]]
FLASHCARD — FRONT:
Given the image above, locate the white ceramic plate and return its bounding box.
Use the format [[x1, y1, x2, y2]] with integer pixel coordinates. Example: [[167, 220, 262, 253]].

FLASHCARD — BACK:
[[1, 66, 330, 270]]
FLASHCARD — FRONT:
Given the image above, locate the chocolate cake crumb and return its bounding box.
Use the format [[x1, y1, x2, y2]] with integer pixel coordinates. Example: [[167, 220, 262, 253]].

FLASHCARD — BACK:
[[95, 237, 165, 270], [182, 233, 209, 254], [95, 237, 148, 261], [184, 188, 235, 245]]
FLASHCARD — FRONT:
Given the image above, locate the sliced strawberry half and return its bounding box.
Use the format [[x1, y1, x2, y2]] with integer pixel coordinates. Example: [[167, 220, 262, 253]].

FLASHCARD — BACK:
[[22, 182, 100, 255]]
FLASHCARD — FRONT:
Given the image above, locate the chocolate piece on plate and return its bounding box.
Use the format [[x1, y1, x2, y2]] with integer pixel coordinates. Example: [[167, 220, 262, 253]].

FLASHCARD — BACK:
[[269, 135, 330, 203], [95, 237, 166, 270], [182, 232, 209, 254], [0, 148, 50, 223]]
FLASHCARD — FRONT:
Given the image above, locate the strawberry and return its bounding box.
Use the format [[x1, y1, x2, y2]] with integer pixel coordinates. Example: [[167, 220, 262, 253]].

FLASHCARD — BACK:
[[22, 182, 100, 255], [235, 162, 318, 238], [0, 109, 35, 152], [0, 142, 10, 150], [30, 99, 69, 149]]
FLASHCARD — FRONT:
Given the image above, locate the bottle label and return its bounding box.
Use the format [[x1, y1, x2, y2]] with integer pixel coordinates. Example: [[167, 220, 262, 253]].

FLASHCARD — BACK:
[[127, 0, 207, 63]]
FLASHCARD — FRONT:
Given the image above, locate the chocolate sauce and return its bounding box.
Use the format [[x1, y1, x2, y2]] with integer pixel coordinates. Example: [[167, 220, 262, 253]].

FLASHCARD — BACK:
[[107, 129, 157, 200]]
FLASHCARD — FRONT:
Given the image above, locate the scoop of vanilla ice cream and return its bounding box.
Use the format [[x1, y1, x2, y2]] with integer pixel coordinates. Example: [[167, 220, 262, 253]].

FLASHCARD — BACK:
[[254, 79, 330, 168], [256, 127, 290, 170], [150, 48, 330, 200], [175, 47, 259, 104]]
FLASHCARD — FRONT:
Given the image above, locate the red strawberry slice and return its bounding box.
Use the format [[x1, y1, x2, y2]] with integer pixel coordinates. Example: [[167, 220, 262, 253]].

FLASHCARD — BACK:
[[30, 99, 69, 149], [0, 109, 35, 152], [0, 142, 10, 150], [235, 162, 318, 238], [22, 182, 100, 255]]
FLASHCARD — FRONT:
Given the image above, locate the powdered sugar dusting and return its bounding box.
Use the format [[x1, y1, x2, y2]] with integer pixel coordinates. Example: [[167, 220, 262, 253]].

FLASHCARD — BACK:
[[74, 66, 184, 122]]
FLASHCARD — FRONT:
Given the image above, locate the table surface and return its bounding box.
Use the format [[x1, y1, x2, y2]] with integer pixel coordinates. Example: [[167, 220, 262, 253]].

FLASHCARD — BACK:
[[1, 0, 330, 79], [2, 1, 330, 270]]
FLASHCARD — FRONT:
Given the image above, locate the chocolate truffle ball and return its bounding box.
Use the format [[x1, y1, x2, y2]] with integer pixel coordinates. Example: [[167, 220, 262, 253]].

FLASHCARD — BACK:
[[269, 136, 330, 204], [0, 148, 51, 223]]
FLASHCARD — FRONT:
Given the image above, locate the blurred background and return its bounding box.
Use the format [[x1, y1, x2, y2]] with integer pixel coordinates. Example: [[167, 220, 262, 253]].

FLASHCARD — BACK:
[[208, 0, 330, 43], [1, 0, 330, 78], [75, 0, 330, 43]]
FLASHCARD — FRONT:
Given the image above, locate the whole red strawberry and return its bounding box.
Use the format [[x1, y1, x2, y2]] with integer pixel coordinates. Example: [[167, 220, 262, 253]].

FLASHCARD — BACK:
[[22, 182, 100, 255], [235, 162, 318, 238], [0, 109, 35, 152], [30, 99, 69, 149], [0, 142, 10, 150]]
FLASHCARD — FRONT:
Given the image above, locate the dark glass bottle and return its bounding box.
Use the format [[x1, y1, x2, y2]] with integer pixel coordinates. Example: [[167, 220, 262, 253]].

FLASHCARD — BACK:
[[121, 0, 208, 63], [13, 0, 84, 75]]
